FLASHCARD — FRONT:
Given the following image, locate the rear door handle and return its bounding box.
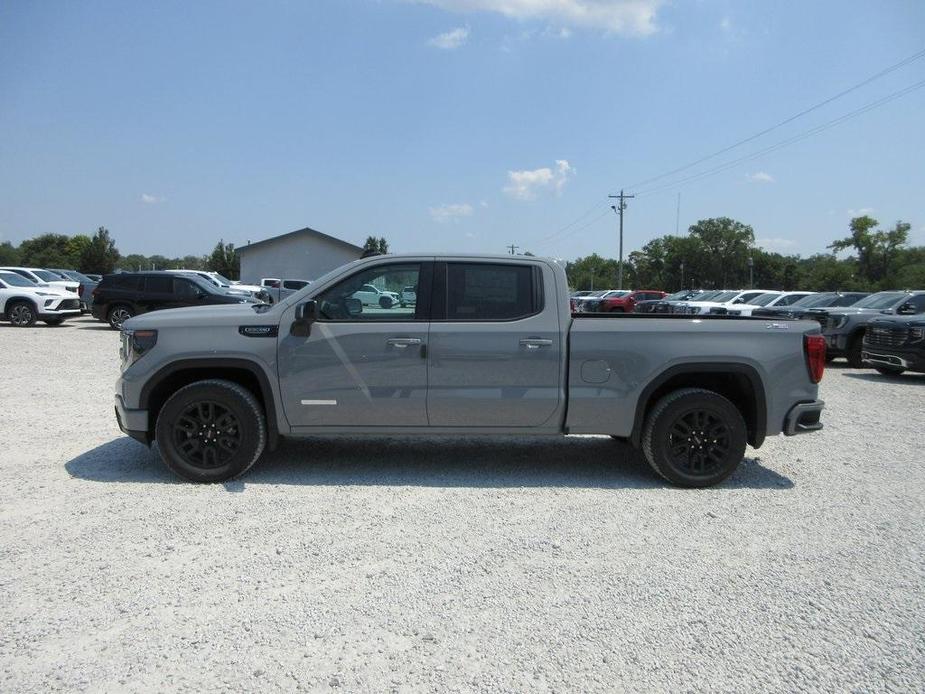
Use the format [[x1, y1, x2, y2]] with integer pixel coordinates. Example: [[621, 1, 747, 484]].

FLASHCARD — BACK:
[[387, 337, 422, 349], [519, 338, 553, 349]]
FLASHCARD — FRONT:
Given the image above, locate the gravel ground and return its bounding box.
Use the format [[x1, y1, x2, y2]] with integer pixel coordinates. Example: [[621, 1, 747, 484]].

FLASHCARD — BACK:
[[1, 315, 923, 692]]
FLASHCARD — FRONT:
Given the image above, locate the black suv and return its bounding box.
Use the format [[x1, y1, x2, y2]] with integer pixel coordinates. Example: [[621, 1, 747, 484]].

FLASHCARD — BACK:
[[862, 315, 925, 376], [91, 272, 255, 329]]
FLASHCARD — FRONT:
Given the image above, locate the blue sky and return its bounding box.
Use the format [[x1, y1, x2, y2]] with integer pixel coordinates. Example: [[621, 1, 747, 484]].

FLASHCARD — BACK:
[[1, 0, 924, 261]]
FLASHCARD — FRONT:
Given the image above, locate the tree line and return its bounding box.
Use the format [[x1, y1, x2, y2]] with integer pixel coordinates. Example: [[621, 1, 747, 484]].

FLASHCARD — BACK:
[[0, 228, 241, 279], [565, 215, 924, 293]]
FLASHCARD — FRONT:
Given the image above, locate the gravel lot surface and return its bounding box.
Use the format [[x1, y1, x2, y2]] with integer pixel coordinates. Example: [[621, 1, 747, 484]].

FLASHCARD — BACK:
[[1, 315, 923, 692]]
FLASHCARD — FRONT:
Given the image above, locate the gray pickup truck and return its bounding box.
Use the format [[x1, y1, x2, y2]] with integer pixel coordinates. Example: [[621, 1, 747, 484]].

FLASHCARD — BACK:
[[115, 254, 826, 487]]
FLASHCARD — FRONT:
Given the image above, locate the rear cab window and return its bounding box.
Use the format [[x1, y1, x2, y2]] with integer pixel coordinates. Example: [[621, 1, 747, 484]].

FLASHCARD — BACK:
[[439, 262, 542, 321]]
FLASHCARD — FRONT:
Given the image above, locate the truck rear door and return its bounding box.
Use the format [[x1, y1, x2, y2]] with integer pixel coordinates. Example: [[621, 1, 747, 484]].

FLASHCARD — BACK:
[[426, 261, 561, 427]]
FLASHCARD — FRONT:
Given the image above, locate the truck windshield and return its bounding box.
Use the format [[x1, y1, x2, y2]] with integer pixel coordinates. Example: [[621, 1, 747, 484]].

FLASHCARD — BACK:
[[852, 292, 907, 309]]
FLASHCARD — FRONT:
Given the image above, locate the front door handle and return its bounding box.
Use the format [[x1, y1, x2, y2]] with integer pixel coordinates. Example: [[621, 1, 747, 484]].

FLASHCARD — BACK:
[[520, 338, 553, 349], [387, 337, 423, 349]]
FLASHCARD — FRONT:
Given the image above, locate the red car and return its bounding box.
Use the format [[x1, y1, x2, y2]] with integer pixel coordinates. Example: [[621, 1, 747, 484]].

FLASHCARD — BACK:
[[599, 289, 667, 313]]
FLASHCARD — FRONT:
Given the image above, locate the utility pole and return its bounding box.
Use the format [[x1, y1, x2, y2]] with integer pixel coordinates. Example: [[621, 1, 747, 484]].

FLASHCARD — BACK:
[[680, 260, 685, 289], [747, 255, 754, 289], [609, 189, 635, 290], [507, 244, 519, 255]]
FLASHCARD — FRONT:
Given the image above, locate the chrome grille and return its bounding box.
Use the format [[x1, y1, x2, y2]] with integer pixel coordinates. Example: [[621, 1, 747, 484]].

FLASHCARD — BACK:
[[58, 299, 80, 310], [865, 326, 907, 347]]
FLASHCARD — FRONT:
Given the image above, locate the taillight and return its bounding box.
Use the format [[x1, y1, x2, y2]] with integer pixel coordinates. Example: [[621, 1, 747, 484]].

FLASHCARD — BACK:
[[804, 334, 826, 384]]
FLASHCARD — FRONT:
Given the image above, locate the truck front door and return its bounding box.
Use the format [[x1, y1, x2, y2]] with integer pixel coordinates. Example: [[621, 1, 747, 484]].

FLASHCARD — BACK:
[[278, 261, 432, 428]]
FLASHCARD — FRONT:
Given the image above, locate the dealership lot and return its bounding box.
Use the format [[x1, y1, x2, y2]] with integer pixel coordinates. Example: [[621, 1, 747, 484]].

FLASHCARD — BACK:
[[1, 316, 923, 691]]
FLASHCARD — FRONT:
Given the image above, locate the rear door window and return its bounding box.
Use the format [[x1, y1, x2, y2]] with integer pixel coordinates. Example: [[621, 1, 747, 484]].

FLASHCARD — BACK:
[[144, 276, 173, 294], [445, 263, 539, 321]]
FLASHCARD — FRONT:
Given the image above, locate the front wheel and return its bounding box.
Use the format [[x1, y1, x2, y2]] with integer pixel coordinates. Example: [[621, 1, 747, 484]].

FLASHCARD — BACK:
[[641, 388, 747, 487], [107, 305, 134, 330], [154, 379, 267, 482], [847, 335, 864, 368], [8, 300, 37, 327]]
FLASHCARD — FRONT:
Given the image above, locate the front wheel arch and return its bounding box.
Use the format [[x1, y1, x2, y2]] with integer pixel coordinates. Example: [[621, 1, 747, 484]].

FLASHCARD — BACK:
[[139, 359, 280, 450]]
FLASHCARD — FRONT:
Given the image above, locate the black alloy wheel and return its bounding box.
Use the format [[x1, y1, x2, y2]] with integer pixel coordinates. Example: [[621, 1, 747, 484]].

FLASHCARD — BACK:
[[642, 388, 747, 487], [155, 379, 266, 482]]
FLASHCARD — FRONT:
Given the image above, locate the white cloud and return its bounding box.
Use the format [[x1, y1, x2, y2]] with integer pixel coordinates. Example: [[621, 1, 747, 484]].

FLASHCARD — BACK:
[[847, 207, 874, 216], [745, 171, 774, 183], [412, 1, 664, 36], [504, 159, 575, 200], [430, 202, 474, 223], [141, 193, 166, 204], [756, 237, 797, 252], [428, 26, 470, 49]]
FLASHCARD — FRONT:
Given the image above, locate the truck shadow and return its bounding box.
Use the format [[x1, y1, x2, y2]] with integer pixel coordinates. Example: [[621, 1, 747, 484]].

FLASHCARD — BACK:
[[65, 436, 794, 490]]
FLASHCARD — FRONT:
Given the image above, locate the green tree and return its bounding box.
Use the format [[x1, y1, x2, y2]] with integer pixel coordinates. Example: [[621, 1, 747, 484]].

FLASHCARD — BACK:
[[565, 253, 620, 290], [0, 241, 21, 265], [688, 217, 755, 288], [362, 236, 389, 255], [207, 239, 239, 280], [79, 227, 120, 275], [19, 233, 79, 268], [829, 216, 910, 286], [120, 254, 149, 271]]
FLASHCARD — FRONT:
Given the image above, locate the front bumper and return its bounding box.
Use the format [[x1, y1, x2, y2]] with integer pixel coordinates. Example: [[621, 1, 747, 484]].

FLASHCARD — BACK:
[[783, 400, 825, 436], [115, 394, 150, 445], [862, 348, 925, 373]]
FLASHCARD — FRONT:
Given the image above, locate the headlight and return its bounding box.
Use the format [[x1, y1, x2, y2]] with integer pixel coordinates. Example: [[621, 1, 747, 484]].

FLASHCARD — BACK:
[[120, 329, 158, 369], [910, 327, 925, 342]]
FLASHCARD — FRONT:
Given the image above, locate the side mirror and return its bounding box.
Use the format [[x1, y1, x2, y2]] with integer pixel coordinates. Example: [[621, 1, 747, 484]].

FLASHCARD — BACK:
[[291, 300, 317, 336]]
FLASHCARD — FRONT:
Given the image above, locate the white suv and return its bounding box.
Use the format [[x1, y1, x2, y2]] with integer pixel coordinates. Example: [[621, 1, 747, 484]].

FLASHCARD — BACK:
[[0, 270, 82, 326], [0, 266, 80, 294]]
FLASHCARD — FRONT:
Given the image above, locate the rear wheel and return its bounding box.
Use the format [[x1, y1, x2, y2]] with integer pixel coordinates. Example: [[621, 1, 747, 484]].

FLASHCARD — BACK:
[[641, 388, 747, 487], [8, 301, 36, 327], [107, 304, 134, 330], [874, 365, 905, 376], [155, 379, 266, 482]]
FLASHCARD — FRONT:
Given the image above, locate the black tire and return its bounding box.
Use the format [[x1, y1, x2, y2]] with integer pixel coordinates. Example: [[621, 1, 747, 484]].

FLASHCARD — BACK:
[[641, 387, 747, 488], [874, 366, 905, 376], [43, 318, 64, 326], [846, 335, 864, 368], [155, 379, 266, 483], [107, 304, 134, 330], [379, 295, 394, 309], [7, 300, 37, 327]]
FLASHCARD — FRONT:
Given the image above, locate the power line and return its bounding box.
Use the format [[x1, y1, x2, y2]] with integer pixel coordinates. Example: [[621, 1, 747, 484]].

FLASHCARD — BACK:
[[624, 47, 925, 191], [536, 201, 611, 245], [634, 77, 925, 198], [534, 207, 612, 249]]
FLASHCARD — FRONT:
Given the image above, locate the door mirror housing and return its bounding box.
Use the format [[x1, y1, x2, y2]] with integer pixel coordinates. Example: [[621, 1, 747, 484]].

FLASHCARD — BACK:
[[291, 300, 317, 336]]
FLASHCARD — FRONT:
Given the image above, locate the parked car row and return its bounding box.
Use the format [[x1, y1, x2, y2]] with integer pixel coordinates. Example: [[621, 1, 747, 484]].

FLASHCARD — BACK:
[[0, 266, 87, 326], [571, 289, 667, 313]]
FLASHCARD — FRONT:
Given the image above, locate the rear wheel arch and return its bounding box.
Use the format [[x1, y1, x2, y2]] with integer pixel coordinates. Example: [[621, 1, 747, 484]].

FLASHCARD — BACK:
[[630, 363, 766, 449], [139, 359, 280, 449]]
